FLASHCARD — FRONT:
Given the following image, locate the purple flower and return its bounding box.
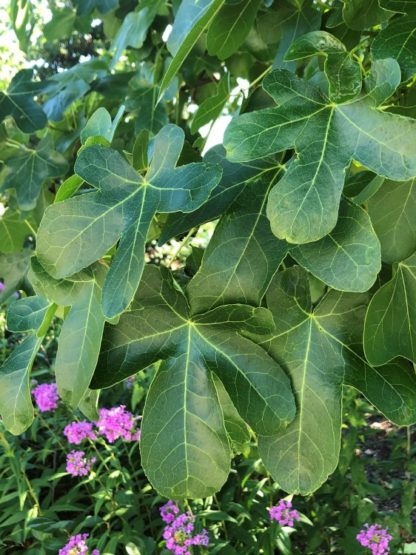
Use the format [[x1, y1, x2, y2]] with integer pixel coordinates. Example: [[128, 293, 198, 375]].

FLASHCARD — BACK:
[[32, 383, 59, 412], [160, 503, 209, 554], [64, 421, 97, 444], [268, 499, 300, 527], [357, 524, 392, 554], [160, 500, 181, 523], [59, 533, 100, 554], [0, 282, 5, 292], [96, 405, 141, 443], [66, 450, 96, 477]]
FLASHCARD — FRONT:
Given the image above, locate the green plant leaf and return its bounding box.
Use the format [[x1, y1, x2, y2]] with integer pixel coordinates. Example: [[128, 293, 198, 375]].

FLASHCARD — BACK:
[[285, 31, 362, 102], [291, 199, 381, 292], [190, 74, 230, 133], [257, 266, 416, 494], [207, 0, 262, 60], [0, 251, 31, 302], [368, 178, 416, 263], [73, 0, 118, 15], [372, 14, 416, 80], [29, 258, 107, 408], [363, 57, 401, 106], [0, 69, 46, 133], [364, 253, 416, 365], [224, 68, 416, 244], [159, 0, 226, 98], [342, 0, 395, 30], [187, 178, 289, 314], [0, 210, 34, 254], [92, 264, 295, 497], [36, 124, 222, 318], [80, 106, 124, 144], [1, 135, 68, 210], [43, 8, 76, 41], [0, 296, 52, 435]]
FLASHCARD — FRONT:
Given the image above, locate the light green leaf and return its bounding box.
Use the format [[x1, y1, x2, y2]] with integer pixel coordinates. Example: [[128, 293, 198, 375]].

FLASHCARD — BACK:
[[364, 253, 416, 365], [188, 178, 289, 314], [1, 135, 68, 210], [160, 0, 226, 99], [191, 74, 230, 133], [372, 14, 416, 80], [207, 0, 262, 60], [0, 69, 46, 133], [291, 199, 381, 292], [0, 210, 34, 253], [285, 31, 362, 102], [80, 106, 125, 144], [110, 1, 163, 68], [93, 265, 295, 497], [0, 296, 53, 435], [54, 174, 83, 203], [29, 258, 106, 408], [36, 124, 222, 318], [363, 58, 401, 106], [258, 266, 416, 494], [78, 389, 100, 421], [368, 178, 416, 263], [224, 68, 416, 243], [43, 8, 76, 41]]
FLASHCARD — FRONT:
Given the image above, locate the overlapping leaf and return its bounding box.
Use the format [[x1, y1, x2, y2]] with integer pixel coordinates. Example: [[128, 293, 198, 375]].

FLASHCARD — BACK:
[[92, 264, 295, 498], [224, 66, 416, 244], [0, 296, 52, 434], [368, 178, 416, 263], [0, 69, 46, 133], [256, 266, 416, 494], [29, 258, 106, 408], [0, 210, 34, 253], [1, 135, 68, 210], [36, 124, 222, 318], [364, 252, 416, 365]]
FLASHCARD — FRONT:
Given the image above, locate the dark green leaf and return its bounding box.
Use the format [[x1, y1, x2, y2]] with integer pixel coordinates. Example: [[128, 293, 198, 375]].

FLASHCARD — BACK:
[[342, 0, 394, 30]]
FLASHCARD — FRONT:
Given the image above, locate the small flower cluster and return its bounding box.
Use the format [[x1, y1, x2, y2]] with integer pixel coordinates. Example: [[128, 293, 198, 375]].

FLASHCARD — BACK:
[[64, 421, 97, 444], [0, 281, 4, 292], [32, 383, 59, 412], [59, 533, 100, 555], [268, 499, 300, 527], [160, 501, 209, 555], [66, 450, 96, 477], [96, 405, 141, 443], [357, 524, 392, 554]]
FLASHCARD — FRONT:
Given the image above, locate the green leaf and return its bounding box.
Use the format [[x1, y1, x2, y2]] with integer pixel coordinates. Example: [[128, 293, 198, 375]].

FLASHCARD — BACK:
[[36, 124, 222, 318], [257, 266, 416, 494], [78, 389, 100, 421], [73, 0, 118, 15], [190, 74, 230, 133], [0, 251, 31, 302], [187, 178, 289, 314], [363, 58, 401, 106], [0, 210, 34, 253], [126, 86, 168, 134], [44, 8, 76, 41], [0, 296, 52, 435], [372, 14, 416, 80], [93, 265, 295, 497], [80, 106, 125, 144], [285, 31, 362, 102], [207, 0, 262, 60], [54, 174, 83, 203], [291, 199, 381, 292], [368, 178, 416, 263], [342, 0, 395, 30], [364, 253, 416, 365], [1, 135, 68, 210], [0, 69, 46, 133], [29, 258, 107, 408], [160, 145, 268, 243], [132, 129, 149, 171], [159, 0, 226, 99], [224, 68, 416, 244], [212, 373, 250, 453], [110, 1, 163, 68]]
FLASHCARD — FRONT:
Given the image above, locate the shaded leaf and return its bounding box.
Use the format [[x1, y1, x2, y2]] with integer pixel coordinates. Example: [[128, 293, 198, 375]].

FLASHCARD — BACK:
[[342, 0, 395, 30], [0, 210, 34, 254]]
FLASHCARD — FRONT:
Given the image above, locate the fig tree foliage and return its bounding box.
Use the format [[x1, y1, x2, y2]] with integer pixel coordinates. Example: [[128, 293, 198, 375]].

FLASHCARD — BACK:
[[1, 0, 416, 497]]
